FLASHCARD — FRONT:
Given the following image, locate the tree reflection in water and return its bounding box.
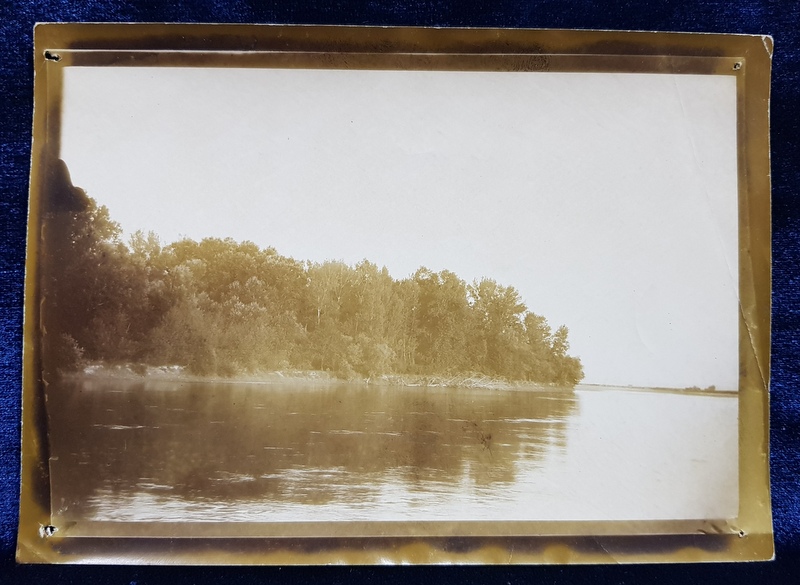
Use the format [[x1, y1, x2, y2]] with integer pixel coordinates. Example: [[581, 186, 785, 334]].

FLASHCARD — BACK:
[[47, 379, 576, 522]]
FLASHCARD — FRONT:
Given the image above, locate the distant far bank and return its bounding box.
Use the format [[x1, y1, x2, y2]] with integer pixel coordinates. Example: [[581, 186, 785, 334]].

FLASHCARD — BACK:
[[69, 362, 574, 392], [576, 383, 738, 396]]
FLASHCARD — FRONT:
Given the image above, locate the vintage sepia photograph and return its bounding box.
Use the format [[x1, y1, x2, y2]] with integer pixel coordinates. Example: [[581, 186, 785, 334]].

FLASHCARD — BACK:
[[18, 25, 774, 563], [43, 65, 739, 524]]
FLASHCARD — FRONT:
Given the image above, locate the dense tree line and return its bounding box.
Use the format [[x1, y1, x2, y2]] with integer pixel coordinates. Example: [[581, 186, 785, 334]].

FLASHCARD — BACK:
[[40, 168, 583, 387]]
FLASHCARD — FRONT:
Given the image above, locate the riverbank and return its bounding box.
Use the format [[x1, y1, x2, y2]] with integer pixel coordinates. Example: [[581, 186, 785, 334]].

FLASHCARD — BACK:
[[68, 363, 566, 391], [70, 363, 336, 386]]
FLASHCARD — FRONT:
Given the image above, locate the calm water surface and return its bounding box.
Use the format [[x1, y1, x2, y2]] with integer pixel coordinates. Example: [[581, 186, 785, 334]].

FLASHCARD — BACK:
[[47, 379, 738, 523]]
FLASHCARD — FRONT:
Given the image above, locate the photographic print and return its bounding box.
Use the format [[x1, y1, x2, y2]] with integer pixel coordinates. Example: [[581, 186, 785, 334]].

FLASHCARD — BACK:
[[19, 25, 773, 564]]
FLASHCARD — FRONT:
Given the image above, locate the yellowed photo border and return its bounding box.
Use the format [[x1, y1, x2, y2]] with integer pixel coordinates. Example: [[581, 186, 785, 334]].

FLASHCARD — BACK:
[[18, 24, 773, 564]]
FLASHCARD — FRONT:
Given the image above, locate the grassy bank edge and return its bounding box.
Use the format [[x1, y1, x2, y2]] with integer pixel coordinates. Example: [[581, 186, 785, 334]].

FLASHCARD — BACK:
[[64, 362, 570, 392]]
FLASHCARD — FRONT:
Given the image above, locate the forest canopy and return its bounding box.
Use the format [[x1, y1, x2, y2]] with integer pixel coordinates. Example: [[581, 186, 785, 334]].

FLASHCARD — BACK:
[[39, 171, 583, 387]]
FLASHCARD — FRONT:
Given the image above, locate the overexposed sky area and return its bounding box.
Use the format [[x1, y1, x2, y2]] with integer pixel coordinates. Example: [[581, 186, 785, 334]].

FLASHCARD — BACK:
[[60, 67, 739, 389]]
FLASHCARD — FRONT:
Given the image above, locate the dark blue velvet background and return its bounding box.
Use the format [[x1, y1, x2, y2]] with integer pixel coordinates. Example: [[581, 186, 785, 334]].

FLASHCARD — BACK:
[[1, 1, 798, 582]]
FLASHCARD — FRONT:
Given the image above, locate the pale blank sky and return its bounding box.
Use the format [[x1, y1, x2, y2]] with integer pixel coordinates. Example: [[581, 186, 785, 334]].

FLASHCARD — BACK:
[[60, 66, 739, 389]]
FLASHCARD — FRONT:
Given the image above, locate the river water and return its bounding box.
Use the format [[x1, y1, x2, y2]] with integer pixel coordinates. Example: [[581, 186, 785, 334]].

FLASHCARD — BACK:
[[46, 379, 738, 524]]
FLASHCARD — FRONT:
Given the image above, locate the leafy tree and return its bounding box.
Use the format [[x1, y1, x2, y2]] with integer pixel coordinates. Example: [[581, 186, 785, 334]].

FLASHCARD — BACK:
[[39, 158, 138, 375], [40, 170, 584, 387], [412, 268, 471, 374], [468, 278, 527, 378]]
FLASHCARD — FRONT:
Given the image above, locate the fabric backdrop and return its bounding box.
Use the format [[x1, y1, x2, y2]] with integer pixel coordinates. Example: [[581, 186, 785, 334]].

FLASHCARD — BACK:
[[1, 1, 797, 583]]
